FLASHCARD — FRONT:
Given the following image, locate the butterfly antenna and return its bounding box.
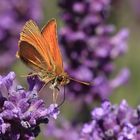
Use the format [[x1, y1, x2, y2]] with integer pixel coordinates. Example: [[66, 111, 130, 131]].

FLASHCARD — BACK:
[[69, 77, 90, 85], [57, 86, 66, 108]]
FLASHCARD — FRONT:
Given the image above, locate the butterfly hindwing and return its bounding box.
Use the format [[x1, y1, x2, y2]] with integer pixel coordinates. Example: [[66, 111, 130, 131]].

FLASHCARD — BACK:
[[17, 41, 46, 71]]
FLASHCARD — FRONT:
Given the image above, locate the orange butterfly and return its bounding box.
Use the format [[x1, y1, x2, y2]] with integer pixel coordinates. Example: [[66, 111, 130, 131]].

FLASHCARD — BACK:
[[16, 19, 89, 102]]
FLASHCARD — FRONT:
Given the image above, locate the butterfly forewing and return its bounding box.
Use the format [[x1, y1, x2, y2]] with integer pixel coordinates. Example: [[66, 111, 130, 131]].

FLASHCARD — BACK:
[[18, 20, 55, 72], [41, 19, 63, 74]]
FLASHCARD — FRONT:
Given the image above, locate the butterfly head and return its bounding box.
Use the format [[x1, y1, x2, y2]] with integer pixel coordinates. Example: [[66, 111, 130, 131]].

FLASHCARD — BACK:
[[50, 72, 69, 90], [56, 72, 70, 86]]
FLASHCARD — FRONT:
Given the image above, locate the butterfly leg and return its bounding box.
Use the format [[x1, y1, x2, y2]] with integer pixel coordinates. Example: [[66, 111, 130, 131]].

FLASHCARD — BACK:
[[27, 72, 38, 77], [20, 72, 38, 78], [53, 88, 57, 103], [38, 83, 47, 94], [52, 87, 60, 104]]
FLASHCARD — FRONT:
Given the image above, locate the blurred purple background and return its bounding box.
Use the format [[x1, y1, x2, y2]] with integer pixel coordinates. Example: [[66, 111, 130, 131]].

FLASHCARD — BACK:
[[0, 0, 140, 139]]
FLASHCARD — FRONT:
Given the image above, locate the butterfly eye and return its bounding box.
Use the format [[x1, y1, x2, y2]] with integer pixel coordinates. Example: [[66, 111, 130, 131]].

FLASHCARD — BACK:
[[57, 76, 63, 82]]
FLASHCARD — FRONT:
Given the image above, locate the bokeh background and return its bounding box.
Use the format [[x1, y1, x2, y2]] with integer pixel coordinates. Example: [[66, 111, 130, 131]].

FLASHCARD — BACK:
[[1, 0, 140, 139]]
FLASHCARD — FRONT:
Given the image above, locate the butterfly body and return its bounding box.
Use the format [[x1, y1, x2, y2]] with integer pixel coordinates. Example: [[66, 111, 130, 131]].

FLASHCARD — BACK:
[[38, 70, 70, 88]]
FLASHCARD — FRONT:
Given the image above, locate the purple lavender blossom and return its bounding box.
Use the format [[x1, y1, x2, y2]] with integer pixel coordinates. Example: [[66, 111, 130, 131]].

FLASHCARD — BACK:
[[44, 100, 140, 140], [81, 100, 140, 140], [0, 72, 59, 140], [0, 0, 43, 71], [58, 0, 129, 102]]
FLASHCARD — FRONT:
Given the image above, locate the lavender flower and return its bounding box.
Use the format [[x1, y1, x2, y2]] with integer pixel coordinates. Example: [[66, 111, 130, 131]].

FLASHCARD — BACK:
[[0, 72, 59, 140], [0, 0, 43, 71], [58, 0, 129, 102], [81, 100, 140, 140], [44, 100, 140, 140]]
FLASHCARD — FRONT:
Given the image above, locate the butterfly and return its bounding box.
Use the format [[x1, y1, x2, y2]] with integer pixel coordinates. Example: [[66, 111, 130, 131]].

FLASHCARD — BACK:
[[16, 19, 89, 102]]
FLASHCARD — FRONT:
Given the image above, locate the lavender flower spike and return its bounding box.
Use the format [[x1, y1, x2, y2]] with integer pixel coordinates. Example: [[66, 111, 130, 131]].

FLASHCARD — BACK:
[[81, 100, 140, 140], [0, 72, 59, 140], [58, 0, 129, 102], [0, 0, 43, 71]]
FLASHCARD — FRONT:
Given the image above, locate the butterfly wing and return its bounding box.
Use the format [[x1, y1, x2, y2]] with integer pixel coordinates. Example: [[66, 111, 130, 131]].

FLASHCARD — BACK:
[[41, 19, 63, 74], [17, 41, 46, 72], [17, 20, 55, 73]]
